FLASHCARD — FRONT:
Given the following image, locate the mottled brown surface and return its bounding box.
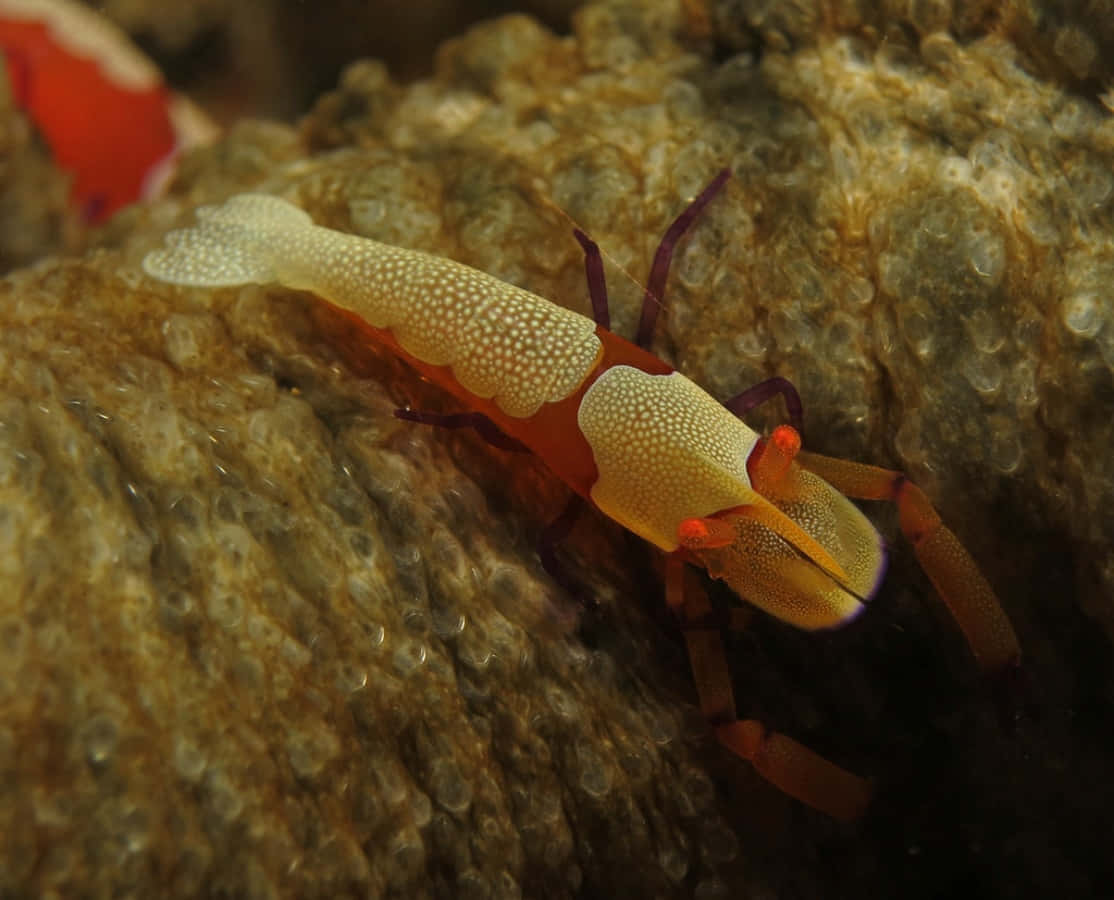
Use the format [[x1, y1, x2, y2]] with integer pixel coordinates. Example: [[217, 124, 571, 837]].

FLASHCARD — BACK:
[[711, 0, 1114, 94], [1, 0, 1112, 897]]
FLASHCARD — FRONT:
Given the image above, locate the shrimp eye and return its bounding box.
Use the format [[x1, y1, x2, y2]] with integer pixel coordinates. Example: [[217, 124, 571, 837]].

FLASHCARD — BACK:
[[678, 516, 736, 549]]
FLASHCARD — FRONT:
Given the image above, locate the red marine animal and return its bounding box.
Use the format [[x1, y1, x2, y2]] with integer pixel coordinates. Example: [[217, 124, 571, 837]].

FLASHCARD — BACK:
[[0, 0, 215, 222]]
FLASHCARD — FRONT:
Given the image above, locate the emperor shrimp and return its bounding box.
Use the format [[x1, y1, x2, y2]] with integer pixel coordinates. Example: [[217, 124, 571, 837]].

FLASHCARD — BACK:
[[142, 173, 1020, 820]]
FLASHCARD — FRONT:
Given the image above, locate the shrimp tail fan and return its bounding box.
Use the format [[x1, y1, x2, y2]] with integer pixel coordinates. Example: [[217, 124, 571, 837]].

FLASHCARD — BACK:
[[142, 193, 313, 287]]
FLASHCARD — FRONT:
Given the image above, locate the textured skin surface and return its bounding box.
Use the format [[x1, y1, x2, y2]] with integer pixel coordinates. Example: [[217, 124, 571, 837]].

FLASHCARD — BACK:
[[710, 0, 1114, 97], [1, 0, 1112, 898], [579, 365, 762, 549], [145, 194, 603, 418]]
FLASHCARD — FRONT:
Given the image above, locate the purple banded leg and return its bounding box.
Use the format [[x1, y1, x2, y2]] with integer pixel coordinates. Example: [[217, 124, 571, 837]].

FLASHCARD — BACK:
[[538, 494, 589, 599], [723, 376, 804, 431], [393, 409, 529, 453], [636, 168, 732, 349], [573, 229, 610, 330]]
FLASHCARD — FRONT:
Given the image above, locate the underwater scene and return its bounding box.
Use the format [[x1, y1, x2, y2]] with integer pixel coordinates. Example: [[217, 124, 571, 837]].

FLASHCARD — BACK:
[[0, 1, 1111, 897]]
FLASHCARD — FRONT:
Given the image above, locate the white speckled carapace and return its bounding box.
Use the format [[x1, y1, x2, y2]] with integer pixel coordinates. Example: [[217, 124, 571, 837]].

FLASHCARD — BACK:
[[143, 192, 885, 629]]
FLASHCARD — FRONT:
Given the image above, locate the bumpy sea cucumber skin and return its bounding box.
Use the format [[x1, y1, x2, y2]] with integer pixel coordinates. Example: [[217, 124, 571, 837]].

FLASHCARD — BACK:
[[143, 193, 603, 419], [578, 365, 761, 551]]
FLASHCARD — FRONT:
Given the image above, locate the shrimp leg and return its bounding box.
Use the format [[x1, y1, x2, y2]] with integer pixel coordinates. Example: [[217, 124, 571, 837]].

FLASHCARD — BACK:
[[666, 555, 873, 821], [795, 451, 1020, 673]]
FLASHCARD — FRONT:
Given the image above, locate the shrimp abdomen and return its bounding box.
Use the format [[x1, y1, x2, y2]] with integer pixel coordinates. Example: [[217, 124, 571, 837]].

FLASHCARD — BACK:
[[143, 193, 603, 418]]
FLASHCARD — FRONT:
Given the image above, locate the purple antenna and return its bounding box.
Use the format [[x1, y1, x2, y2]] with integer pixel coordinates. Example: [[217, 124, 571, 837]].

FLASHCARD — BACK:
[[538, 494, 588, 599], [393, 409, 529, 453], [573, 228, 610, 330], [636, 168, 732, 349], [723, 376, 804, 431]]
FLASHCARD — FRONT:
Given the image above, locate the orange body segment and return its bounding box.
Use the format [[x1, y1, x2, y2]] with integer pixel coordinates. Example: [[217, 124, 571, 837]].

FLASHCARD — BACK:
[[313, 303, 676, 500], [911, 514, 1020, 671], [717, 721, 873, 822], [312, 301, 602, 494]]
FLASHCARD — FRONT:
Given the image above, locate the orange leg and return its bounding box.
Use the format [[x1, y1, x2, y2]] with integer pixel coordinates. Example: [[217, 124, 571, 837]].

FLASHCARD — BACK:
[[666, 555, 873, 821], [796, 450, 1021, 673]]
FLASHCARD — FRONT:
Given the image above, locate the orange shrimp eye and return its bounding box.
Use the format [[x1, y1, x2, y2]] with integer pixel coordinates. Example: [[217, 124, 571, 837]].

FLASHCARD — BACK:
[[747, 424, 802, 495], [771, 424, 801, 457], [678, 516, 737, 550]]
